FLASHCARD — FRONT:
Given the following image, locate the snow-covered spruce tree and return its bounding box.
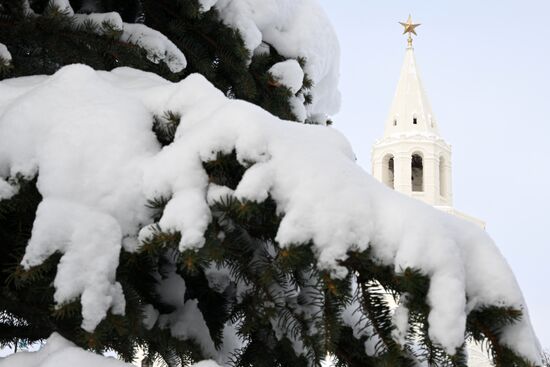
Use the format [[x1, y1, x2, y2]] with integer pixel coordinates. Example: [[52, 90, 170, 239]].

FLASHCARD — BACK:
[[0, 1, 541, 367]]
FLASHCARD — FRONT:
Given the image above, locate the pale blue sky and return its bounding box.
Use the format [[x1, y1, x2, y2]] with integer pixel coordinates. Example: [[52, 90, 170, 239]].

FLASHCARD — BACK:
[[318, 0, 550, 349]]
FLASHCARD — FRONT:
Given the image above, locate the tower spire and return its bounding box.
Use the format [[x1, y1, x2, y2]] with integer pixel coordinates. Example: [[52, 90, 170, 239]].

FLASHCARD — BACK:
[[399, 15, 421, 48], [383, 17, 436, 137]]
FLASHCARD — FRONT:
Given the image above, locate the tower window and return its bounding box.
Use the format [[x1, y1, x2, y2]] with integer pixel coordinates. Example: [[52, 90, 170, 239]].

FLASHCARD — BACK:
[[393, 119, 397, 126], [413, 117, 418, 125], [383, 154, 395, 189], [411, 153, 423, 192]]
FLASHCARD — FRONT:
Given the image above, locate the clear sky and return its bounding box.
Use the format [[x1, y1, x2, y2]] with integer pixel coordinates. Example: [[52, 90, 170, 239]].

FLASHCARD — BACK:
[[317, 0, 550, 350]]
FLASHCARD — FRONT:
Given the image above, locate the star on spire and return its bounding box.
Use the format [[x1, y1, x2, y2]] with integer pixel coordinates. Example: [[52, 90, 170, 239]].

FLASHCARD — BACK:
[[399, 15, 421, 47]]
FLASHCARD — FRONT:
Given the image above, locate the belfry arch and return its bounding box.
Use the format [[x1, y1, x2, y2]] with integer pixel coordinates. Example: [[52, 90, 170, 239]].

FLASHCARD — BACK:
[[411, 153, 423, 192], [382, 154, 395, 189]]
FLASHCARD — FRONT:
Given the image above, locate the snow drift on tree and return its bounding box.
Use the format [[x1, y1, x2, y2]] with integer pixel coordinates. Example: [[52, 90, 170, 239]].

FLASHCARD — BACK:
[[0, 65, 541, 364], [197, 0, 341, 122], [41, 0, 340, 123]]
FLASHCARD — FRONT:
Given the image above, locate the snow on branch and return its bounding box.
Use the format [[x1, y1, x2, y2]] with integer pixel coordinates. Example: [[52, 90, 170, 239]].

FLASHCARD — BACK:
[[0, 65, 541, 364], [0, 43, 12, 66], [120, 23, 187, 73], [200, 0, 341, 123], [43, 2, 187, 73], [269, 59, 304, 94], [0, 332, 222, 367]]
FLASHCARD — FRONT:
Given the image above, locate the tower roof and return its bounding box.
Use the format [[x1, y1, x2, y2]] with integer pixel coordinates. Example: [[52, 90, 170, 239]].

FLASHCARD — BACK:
[[383, 43, 439, 137]]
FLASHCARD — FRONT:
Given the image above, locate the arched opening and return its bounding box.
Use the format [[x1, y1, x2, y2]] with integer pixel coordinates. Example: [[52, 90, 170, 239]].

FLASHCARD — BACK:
[[413, 117, 418, 125], [393, 119, 397, 126], [382, 154, 395, 189], [411, 153, 423, 192], [439, 156, 447, 197]]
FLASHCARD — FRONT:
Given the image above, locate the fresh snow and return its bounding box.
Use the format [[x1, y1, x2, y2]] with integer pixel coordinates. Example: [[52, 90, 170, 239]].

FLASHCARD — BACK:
[[24, 198, 127, 332], [189, 361, 222, 367], [72, 12, 123, 34], [341, 277, 379, 357], [45, 1, 187, 73], [391, 298, 410, 346], [38, 0, 340, 120], [20, 0, 37, 17], [198, 0, 218, 12], [141, 304, 159, 330], [0, 65, 541, 364], [154, 253, 217, 357], [268, 59, 306, 121], [268, 60, 304, 94], [50, 0, 74, 15], [0, 43, 11, 65], [0, 333, 221, 367], [0, 177, 15, 198], [0, 333, 131, 367], [201, 0, 341, 122], [120, 23, 187, 73], [159, 299, 217, 358]]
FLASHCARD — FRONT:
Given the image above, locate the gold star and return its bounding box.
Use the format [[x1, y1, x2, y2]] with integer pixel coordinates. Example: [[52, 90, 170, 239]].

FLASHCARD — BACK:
[[399, 15, 421, 36]]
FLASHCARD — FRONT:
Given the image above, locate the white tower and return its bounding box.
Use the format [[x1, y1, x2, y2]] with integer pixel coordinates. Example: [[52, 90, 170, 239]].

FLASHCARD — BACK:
[[372, 16, 484, 228]]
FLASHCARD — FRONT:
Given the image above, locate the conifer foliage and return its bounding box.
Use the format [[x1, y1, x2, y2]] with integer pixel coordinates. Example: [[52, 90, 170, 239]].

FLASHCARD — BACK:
[[0, 1, 541, 366]]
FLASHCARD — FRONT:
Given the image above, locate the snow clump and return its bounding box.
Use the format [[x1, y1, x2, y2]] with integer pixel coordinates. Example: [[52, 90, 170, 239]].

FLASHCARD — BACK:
[[120, 23, 187, 73], [268, 60, 304, 94], [0, 43, 12, 66], [0, 332, 222, 367], [268, 59, 306, 120]]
